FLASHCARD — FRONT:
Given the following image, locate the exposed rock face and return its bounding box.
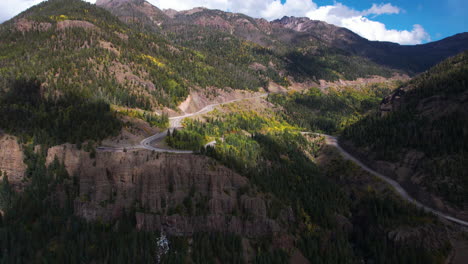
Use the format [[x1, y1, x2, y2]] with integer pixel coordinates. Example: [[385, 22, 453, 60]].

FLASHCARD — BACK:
[[56, 20, 97, 31], [0, 134, 26, 185], [97, 0, 168, 27], [46, 145, 290, 236], [272, 16, 363, 45], [14, 19, 52, 33]]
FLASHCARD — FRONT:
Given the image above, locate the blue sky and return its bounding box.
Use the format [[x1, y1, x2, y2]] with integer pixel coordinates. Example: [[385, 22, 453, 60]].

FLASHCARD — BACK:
[[314, 0, 468, 42], [0, 0, 466, 45]]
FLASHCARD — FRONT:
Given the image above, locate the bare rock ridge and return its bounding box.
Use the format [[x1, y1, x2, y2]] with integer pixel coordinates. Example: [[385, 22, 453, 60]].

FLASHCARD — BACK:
[[46, 144, 291, 236], [96, 0, 169, 27]]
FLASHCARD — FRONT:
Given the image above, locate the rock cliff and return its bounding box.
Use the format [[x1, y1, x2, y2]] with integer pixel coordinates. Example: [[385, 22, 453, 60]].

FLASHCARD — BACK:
[[46, 145, 291, 236]]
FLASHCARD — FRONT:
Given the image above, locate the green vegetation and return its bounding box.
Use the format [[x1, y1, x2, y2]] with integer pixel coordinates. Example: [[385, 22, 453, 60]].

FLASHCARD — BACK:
[[0, 140, 271, 263], [0, 143, 155, 263], [163, 9, 397, 83], [343, 51, 468, 206], [0, 0, 401, 113], [166, 110, 297, 151], [0, 1, 463, 262], [269, 83, 397, 134], [0, 0, 267, 109], [0, 78, 121, 146], [166, 108, 449, 263], [115, 107, 169, 128]]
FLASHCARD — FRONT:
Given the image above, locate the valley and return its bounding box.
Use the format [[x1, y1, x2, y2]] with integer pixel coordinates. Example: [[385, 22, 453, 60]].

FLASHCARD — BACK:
[[0, 0, 467, 263]]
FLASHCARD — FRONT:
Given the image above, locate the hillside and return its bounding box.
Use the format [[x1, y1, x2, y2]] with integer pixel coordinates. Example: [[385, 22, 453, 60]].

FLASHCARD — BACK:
[[272, 17, 468, 74], [97, 0, 401, 83], [0, 0, 282, 112], [1, 0, 468, 263], [342, 51, 468, 217], [98, 0, 468, 76]]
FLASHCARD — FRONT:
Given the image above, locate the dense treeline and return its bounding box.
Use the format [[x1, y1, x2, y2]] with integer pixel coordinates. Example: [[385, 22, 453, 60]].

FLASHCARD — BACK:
[[269, 83, 396, 134], [343, 51, 468, 206], [0, 78, 121, 146]]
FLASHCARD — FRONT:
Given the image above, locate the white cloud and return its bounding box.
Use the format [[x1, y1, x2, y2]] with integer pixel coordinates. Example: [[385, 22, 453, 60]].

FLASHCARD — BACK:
[[306, 3, 429, 44], [362, 3, 401, 16], [0, 0, 430, 44]]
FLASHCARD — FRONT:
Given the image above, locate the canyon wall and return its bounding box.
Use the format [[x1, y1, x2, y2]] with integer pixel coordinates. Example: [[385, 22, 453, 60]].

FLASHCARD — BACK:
[[46, 145, 293, 237]]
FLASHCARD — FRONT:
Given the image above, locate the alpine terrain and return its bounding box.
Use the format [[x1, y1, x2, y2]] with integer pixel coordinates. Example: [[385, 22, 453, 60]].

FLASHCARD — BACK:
[[0, 0, 467, 263]]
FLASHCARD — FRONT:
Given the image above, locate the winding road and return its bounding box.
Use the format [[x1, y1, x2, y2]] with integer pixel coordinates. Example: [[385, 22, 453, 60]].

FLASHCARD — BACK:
[[98, 93, 267, 154], [324, 135, 468, 227], [98, 92, 468, 228]]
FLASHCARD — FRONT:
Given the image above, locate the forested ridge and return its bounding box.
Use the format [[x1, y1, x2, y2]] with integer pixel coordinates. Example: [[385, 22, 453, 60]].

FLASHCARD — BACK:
[[268, 82, 399, 134], [342, 51, 468, 207], [163, 107, 452, 263], [0, 78, 122, 146]]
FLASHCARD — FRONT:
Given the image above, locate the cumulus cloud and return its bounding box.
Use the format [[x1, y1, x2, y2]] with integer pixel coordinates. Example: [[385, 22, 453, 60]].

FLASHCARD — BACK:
[[0, 0, 430, 44], [306, 3, 429, 44], [362, 3, 401, 16]]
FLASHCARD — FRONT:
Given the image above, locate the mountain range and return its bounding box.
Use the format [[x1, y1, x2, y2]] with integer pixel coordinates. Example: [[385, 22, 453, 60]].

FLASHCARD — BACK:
[[0, 0, 468, 263], [98, 0, 468, 74]]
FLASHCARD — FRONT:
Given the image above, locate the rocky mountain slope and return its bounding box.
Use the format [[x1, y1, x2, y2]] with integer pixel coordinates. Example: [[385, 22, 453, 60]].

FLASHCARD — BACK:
[[98, 0, 468, 75], [342, 51, 468, 219]]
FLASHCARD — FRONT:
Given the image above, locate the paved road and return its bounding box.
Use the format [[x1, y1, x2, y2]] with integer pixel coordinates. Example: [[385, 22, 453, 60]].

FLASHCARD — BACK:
[[99, 93, 267, 154], [169, 93, 268, 128], [140, 129, 194, 154], [98, 94, 468, 227], [323, 134, 468, 227]]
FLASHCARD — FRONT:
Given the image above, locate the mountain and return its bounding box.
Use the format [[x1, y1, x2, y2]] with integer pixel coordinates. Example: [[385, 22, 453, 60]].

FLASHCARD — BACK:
[[97, 0, 402, 83], [273, 16, 468, 73], [1, 0, 468, 262], [96, 0, 169, 30], [97, 0, 468, 75], [342, 51, 468, 216]]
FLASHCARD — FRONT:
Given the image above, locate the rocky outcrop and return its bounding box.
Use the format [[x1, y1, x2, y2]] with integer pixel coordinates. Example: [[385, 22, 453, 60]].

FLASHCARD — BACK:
[[0, 134, 26, 185], [380, 87, 406, 116], [14, 18, 52, 33], [57, 20, 97, 31], [46, 145, 291, 236]]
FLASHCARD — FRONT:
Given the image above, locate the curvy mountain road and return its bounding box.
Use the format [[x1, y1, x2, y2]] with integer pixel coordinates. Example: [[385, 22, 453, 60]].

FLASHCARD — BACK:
[[168, 93, 268, 128], [98, 93, 468, 227], [324, 135, 468, 227], [98, 93, 267, 154]]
